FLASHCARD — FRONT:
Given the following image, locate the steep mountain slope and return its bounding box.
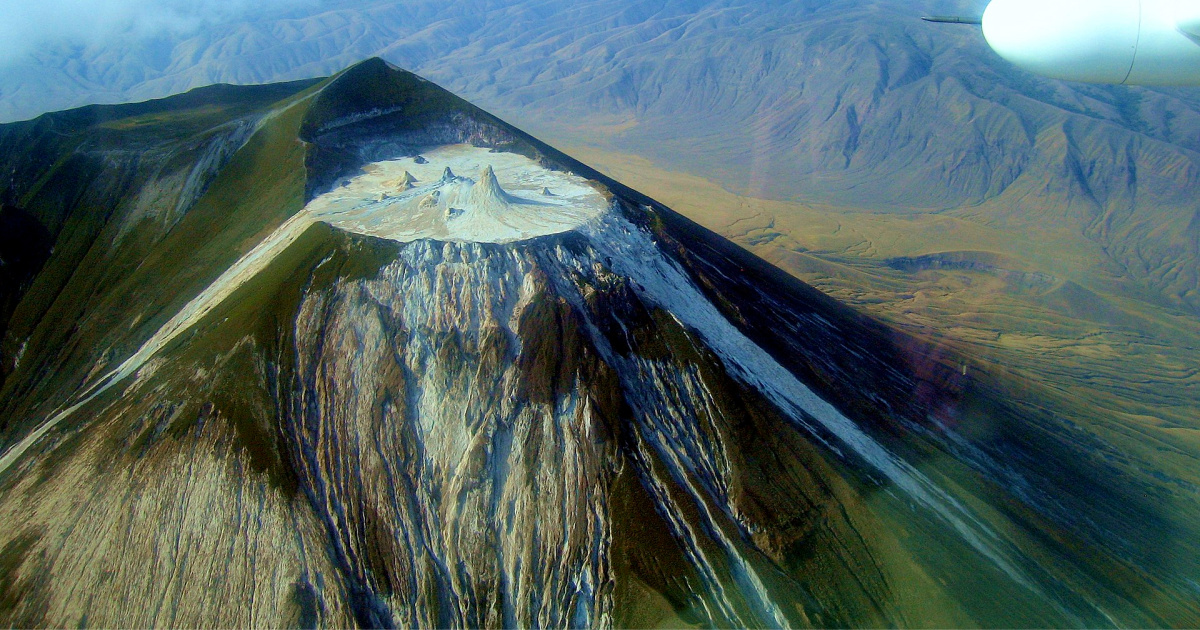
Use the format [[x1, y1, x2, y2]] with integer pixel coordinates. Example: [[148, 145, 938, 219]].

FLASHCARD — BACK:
[[1, 59, 1198, 628]]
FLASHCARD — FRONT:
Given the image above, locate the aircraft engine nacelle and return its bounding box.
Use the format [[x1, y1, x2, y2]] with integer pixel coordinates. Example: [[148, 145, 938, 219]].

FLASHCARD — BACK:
[[982, 0, 1200, 85]]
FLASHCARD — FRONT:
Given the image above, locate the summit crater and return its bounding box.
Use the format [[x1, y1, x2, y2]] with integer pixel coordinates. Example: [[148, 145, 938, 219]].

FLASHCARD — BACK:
[[309, 144, 609, 244]]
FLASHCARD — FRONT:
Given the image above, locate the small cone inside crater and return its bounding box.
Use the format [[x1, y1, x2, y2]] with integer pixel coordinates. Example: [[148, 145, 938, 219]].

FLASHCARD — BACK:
[[469, 165, 511, 208], [385, 170, 418, 191]]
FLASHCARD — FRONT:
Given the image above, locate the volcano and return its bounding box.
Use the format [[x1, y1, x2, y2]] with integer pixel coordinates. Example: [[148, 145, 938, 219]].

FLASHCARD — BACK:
[[0, 60, 1194, 628]]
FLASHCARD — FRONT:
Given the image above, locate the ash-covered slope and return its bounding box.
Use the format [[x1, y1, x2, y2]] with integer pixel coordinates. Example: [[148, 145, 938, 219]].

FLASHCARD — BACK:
[[0, 59, 1197, 628]]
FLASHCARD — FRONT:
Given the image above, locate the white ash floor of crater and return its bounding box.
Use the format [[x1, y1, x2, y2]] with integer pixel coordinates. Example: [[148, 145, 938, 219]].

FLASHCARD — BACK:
[[308, 144, 609, 243]]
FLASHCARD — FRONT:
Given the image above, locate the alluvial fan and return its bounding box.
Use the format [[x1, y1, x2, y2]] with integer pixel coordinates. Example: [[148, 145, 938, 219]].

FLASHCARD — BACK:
[[0, 59, 1196, 628]]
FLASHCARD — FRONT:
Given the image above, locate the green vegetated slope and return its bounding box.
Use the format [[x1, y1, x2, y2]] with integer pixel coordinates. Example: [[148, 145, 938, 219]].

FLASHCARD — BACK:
[[0, 77, 323, 439], [0, 222, 376, 627], [646, 197, 1200, 628], [0, 61, 1198, 628]]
